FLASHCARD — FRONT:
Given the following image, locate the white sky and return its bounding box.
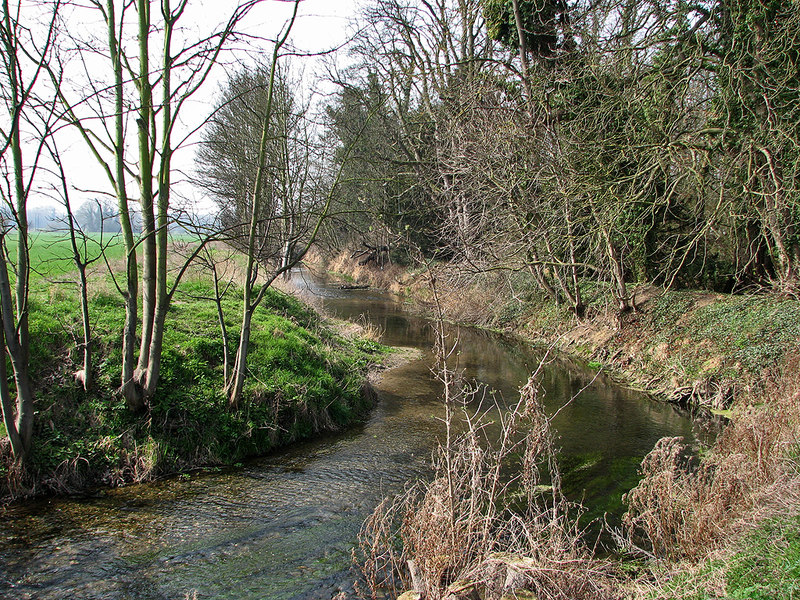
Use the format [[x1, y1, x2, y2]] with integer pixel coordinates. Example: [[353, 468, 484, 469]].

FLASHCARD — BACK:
[[25, 0, 364, 212]]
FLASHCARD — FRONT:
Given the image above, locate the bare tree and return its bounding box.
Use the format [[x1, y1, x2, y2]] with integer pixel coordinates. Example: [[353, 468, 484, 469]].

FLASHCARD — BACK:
[[49, 0, 257, 410], [0, 0, 61, 462], [46, 141, 113, 392]]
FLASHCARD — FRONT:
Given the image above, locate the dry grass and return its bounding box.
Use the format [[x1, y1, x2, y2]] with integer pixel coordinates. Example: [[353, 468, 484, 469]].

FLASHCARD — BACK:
[[623, 356, 800, 562], [356, 304, 619, 600], [324, 249, 411, 296]]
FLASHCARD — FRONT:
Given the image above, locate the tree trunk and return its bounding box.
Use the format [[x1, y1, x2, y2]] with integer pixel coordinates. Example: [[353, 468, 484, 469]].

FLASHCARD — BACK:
[[565, 207, 585, 318], [99, 0, 142, 409], [135, 0, 157, 393], [227, 305, 253, 408], [76, 263, 92, 391], [604, 232, 630, 315], [0, 255, 33, 461], [227, 3, 299, 406], [0, 0, 34, 460], [141, 0, 176, 400], [0, 317, 23, 459]]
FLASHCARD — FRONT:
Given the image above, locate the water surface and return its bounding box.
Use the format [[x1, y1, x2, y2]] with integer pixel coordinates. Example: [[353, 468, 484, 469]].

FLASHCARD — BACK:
[[0, 272, 698, 599]]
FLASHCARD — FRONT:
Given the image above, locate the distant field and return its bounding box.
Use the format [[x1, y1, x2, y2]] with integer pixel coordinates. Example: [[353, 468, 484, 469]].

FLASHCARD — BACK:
[[9, 231, 202, 278], [4, 231, 127, 278]]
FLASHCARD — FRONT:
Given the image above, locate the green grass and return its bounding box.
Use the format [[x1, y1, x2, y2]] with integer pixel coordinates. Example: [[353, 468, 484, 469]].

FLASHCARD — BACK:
[[1, 234, 388, 497], [637, 290, 800, 383], [505, 275, 800, 397], [12, 231, 127, 278], [652, 515, 800, 600], [724, 516, 800, 600]]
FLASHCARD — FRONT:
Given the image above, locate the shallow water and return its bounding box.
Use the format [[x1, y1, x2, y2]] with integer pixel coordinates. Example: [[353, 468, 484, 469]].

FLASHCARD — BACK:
[[0, 272, 699, 599]]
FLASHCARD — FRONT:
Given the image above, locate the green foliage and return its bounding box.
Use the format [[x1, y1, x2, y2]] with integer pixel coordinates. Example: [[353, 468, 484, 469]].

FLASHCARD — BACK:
[[724, 517, 800, 600], [689, 295, 800, 375], [481, 0, 567, 57]]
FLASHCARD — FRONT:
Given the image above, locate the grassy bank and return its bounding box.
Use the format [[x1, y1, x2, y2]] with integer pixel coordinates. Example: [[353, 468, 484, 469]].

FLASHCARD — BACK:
[[1, 239, 389, 501]]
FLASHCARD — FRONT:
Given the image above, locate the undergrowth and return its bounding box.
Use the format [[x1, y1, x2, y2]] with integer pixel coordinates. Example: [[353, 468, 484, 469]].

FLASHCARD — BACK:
[[622, 357, 800, 599]]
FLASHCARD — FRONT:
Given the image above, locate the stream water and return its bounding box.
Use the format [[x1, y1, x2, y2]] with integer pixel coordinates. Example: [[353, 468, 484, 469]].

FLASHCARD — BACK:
[[0, 272, 700, 600]]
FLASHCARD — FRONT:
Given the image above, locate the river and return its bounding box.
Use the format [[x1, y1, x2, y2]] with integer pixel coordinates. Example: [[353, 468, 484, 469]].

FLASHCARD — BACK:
[[0, 272, 700, 600]]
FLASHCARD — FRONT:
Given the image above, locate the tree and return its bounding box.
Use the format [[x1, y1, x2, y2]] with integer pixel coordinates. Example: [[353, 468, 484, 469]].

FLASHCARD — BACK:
[[341, 0, 497, 260], [0, 0, 61, 462], [712, 0, 800, 291], [51, 0, 255, 410], [324, 73, 439, 257], [482, 0, 572, 57], [47, 145, 114, 392], [199, 1, 307, 405], [71, 198, 120, 233], [199, 0, 376, 405]]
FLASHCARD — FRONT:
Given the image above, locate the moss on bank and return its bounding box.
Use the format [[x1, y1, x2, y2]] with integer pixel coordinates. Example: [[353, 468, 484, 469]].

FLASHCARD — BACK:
[[1, 273, 388, 502]]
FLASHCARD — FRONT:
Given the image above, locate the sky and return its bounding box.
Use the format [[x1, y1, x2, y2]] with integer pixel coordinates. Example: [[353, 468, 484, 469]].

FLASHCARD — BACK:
[[25, 0, 363, 213]]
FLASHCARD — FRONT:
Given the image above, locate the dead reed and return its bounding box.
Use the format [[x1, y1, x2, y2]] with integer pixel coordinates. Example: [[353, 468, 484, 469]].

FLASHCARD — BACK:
[[623, 356, 800, 562], [355, 280, 618, 600]]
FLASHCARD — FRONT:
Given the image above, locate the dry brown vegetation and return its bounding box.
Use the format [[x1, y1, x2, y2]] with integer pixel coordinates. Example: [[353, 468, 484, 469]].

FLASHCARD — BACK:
[[356, 309, 619, 600], [335, 258, 800, 599], [618, 356, 800, 598], [322, 250, 411, 297], [354, 348, 800, 600]]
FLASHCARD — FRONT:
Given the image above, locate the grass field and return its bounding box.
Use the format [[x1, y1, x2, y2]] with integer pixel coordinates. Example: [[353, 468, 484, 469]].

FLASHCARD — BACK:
[[6, 230, 127, 278]]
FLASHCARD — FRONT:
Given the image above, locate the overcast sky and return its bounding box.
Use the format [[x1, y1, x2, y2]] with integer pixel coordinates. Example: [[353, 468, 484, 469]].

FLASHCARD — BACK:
[[29, 0, 364, 213]]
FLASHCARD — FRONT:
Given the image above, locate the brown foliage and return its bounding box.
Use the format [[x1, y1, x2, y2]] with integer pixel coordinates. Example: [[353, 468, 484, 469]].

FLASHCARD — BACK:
[[623, 357, 800, 560]]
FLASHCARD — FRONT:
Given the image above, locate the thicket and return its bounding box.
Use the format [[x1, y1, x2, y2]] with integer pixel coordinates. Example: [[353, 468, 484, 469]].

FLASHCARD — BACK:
[[325, 0, 800, 311]]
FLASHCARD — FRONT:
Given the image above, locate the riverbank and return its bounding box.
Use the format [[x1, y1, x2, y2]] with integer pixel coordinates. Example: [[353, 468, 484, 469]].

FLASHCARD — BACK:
[[0, 269, 397, 504], [313, 250, 800, 412], [311, 250, 800, 600]]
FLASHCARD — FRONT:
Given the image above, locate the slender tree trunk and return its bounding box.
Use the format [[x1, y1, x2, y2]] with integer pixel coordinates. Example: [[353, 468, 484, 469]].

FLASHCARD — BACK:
[[758, 147, 798, 287], [227, 2, 300, 406], [228, 300, 253, 407], [142, 0, 176, 399], [603, 230, 630, 315], [0, 0, 34, 460], [565, 208, 585, 318], [105, 0, 141, 409], [543, 235, 583, 316], [0, 313, 23, 459], [0, 256, 33, 459], [209, 258, 231, 384], [77, 263, 93, 390], [527, 246, 561, 303], [58, 157, 93, 391], [135, 0, 157, 393]]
